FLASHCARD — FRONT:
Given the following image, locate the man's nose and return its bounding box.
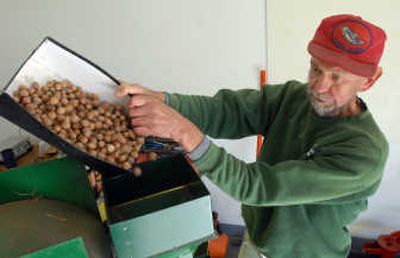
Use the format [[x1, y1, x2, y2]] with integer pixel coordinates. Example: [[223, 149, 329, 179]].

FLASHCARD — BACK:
[[313, 75, 332, 93]]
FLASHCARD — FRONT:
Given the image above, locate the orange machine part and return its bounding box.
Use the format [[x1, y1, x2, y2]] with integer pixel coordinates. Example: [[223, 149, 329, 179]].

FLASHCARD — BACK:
[[208, 233, 230, 258], [256, 69, 267, 156]]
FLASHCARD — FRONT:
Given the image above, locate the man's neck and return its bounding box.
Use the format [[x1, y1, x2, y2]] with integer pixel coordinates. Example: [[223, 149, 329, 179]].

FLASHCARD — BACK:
[[338, 97, 363, 116]]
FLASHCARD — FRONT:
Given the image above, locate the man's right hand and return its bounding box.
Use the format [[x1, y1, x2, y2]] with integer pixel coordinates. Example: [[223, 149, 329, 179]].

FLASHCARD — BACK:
[[116, 82, 166, 102], [115, 82, 205, 153]]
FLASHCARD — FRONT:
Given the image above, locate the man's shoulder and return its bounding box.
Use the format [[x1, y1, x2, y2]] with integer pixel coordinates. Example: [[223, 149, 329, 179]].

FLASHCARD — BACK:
[[268, 80, 309, 107], [265, 80, 307, 98], [269, 80, 307, 89]]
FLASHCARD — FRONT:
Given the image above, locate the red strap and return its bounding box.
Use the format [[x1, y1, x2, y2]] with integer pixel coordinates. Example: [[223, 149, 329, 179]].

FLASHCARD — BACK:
[[363, 231, 400, 258]]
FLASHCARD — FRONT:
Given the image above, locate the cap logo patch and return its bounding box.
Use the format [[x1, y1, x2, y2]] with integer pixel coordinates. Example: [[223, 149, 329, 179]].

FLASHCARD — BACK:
[[342, 27, 364, 45], [332, 20, 372, 54]]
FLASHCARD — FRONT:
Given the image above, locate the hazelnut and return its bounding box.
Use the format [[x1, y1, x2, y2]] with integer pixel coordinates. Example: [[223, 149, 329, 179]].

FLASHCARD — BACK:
[[20, 89, 29, 97], [65, 104, 74, 113], [106, 144, 115, 153], [122, 162, 132, 170], [56, 107, 66, 115], [132, 166, 142, 177], [79, 136, 88, 144], [81, 119, 90, 127], [49, 96, 59, 105], [71, 114, 80, 123], [148, 152, 158, 161], [88, 141, 97, 150], [22, 96, 31, 104]]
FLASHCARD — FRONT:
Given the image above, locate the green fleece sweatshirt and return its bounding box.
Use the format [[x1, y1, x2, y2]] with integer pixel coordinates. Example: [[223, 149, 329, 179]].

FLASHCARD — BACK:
[[167, 80, 388, 258]]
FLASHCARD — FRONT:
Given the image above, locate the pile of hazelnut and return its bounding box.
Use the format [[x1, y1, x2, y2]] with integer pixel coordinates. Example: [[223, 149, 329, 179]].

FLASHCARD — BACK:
[[13, 80, 143, 171]]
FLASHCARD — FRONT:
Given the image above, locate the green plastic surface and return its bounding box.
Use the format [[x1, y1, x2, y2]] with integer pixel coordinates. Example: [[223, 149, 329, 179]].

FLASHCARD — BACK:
[[0, 158, 98, 257], [19, 237, 89, 258], [0, 157, 97, 213]]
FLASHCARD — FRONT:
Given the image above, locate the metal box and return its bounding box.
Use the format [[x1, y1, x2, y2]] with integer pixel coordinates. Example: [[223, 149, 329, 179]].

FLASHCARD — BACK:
[[103, 154, 214, 258]]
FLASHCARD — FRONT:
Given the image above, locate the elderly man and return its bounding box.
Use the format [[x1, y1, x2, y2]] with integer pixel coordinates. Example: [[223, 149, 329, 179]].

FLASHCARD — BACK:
[[117, 14, 388, 258]]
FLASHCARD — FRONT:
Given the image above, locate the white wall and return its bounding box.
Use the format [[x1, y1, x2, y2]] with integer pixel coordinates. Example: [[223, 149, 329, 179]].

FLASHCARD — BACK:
[[0, 0, 266, 225], [266, 0, 400, 238]]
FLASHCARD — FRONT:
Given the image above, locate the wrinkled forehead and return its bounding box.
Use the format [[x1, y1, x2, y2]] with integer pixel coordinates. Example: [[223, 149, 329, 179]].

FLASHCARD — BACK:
[[310, 57, 350, 74]]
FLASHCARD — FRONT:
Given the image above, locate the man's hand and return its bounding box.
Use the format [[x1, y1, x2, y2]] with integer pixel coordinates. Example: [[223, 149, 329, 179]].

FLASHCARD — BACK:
[[116, 82, 204, 153], [116, 82, 165, 101]]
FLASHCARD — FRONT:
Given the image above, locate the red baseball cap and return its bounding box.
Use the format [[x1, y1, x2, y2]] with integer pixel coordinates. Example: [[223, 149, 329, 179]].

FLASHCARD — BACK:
[[307, 14, 386, 77]]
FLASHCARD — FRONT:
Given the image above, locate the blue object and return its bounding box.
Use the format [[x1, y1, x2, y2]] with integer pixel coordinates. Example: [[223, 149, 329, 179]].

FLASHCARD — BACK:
[[1, 149, 17, 168]]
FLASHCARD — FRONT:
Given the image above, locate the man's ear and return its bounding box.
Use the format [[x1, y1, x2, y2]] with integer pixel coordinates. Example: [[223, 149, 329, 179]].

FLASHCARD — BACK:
[[360, 67, 383, 92]]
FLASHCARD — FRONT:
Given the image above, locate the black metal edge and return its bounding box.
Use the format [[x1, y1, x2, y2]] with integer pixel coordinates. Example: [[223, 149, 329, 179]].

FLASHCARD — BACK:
[[0, 93, 128, 177], [2, 36, 120, 94]]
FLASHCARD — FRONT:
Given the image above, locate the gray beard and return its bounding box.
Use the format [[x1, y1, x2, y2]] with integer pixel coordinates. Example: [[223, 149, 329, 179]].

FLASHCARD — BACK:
[[307, 89, 342, 117]]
